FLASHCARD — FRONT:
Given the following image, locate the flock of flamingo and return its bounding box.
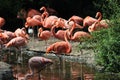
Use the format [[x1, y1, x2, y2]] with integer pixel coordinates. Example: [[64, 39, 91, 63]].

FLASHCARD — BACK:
[[0, 6, 109, 80]]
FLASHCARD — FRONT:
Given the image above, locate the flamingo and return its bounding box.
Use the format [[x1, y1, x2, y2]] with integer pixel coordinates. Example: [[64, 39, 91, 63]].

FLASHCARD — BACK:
[[38, 27, 52, 49], [5, 36, 28, 49], [0, 17, 5, 29], [40, 8, 59, 29], [2, 30, 16, 43], [24, 56, 53, 80], [68, 15, 83, 25], [0, 32, 9, 44], [88, 19, 109, 32], [46, 29, 71, 71], [51, 25, 68, 41], [17, 8, 42, 29], [83, 12, 102, 27], [69, 19, 92, 42], [46, 29, 72, 55], [25, 16, 42, 38], [0, 32, 9, 48], [14, 27, 29, 40], [57, 17, 83, 29]]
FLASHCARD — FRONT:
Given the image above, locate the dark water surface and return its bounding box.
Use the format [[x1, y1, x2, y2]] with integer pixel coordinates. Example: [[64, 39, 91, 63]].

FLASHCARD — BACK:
[[1, 49, 119, 80]]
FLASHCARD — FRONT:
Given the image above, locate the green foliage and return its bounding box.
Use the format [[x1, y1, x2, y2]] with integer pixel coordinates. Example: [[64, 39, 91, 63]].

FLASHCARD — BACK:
[[93, 0, 120, 19], [94, 73, 120, 80], [80, 0, 120, 73]]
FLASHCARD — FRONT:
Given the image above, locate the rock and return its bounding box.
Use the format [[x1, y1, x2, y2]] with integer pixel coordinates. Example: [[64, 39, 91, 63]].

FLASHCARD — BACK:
[[0, 61, 14, 80]]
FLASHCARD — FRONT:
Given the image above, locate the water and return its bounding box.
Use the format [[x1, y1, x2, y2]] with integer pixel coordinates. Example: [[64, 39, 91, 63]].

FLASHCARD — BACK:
[[11, 54, 95, 80], [1, 49, 119, 80]]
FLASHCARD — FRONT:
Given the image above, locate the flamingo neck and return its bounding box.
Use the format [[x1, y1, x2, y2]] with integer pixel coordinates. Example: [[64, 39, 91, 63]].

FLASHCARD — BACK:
[[51, 25, 57, 38], [69, 21, 76, 39], [96, 12, 102, 21], [64, 30, 71, 53]]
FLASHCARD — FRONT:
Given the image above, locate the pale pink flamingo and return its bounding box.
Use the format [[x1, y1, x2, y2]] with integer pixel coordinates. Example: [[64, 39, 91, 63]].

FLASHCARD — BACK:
[[88, 19, 109, 32], [83, 12, 102, 27], [14, 27, 29, 40], [24, 56, 53, 80]]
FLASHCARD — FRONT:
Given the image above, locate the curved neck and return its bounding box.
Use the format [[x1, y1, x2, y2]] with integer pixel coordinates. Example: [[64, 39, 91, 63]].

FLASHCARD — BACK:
[[69, 20, 76, 37], [64, 30, 71, 53], [51, 25, 57, 38], [95, 12, 102, 21]]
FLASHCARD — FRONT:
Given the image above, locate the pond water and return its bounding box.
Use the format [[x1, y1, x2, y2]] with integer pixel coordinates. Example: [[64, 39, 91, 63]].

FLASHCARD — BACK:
[[0, 48, 95, 80], [11, 54, 95, 80]]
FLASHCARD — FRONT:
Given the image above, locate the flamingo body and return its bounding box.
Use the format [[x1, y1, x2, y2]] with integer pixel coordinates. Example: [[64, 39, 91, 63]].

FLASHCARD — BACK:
[[38, 28, 52, 40], [83, 12, 102, 27], [24, 56, 53, 80], [5, 37, 27, 49], [46, 30, 72, 55]]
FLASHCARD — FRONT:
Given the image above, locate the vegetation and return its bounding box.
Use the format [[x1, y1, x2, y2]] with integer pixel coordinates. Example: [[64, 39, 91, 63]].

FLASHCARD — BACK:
[[80, 0, 120, 73]]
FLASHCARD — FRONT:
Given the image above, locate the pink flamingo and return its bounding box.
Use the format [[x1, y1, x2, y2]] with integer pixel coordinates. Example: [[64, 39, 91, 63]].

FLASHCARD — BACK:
[[46, 29, 71, 68], [68, 15, 83, 25], [5, 36, 28, 49], [40, 11, 58, 29], [46, 29, 72, 55], [69, 19, 92, 42], [51, 25, 68, 41], [14, 27, 29, 40], [88, 19, 109, 32], [24, 56, 53, 80], [83, 12, 102, 27], [38, 27, 52, 48]]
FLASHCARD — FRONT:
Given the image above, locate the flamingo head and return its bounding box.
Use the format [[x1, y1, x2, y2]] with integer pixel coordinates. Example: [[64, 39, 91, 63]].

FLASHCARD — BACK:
[[40, 6, 46, 10]]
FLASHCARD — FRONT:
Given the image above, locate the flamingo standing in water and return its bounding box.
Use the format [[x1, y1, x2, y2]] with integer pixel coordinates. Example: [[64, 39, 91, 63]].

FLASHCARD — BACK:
[[38, 27, 52, 49], [24, 56, 53, 80]]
